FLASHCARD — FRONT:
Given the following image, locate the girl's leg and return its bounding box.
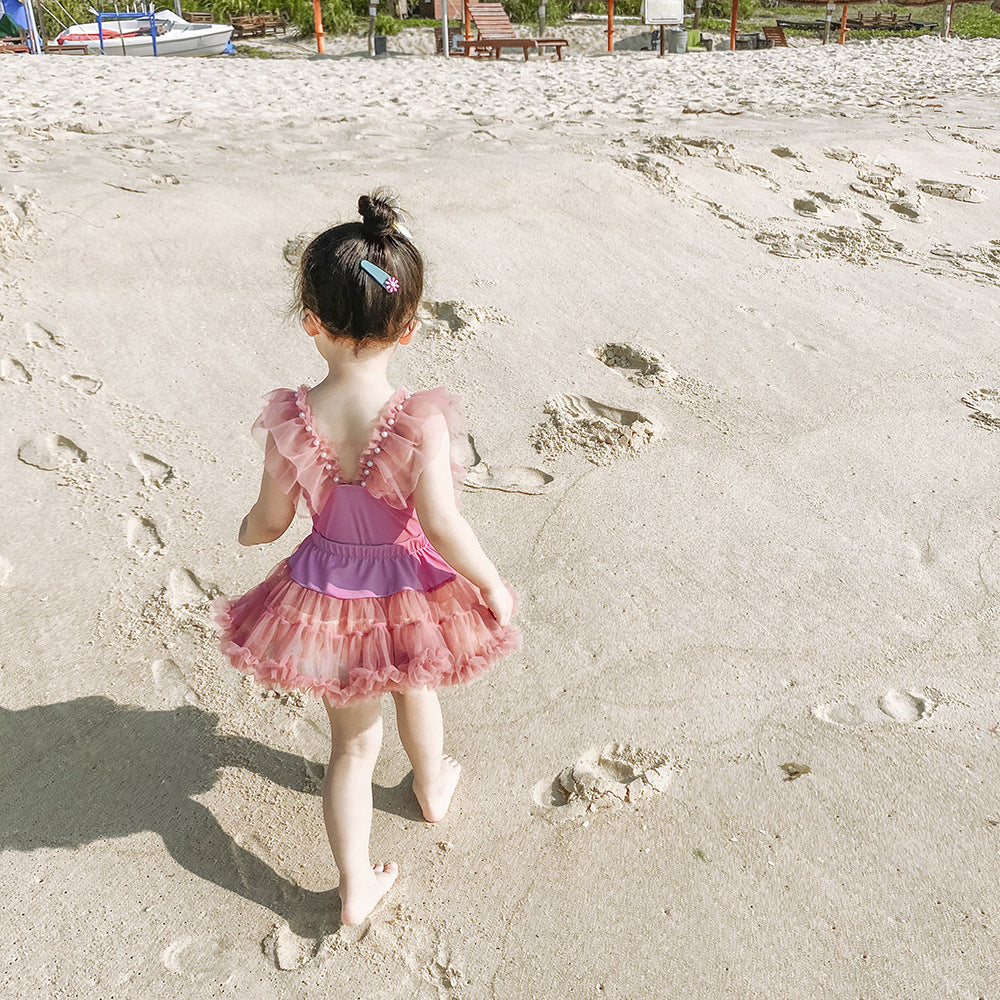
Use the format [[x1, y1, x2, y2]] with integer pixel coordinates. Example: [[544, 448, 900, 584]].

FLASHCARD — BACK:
[[322, 695, 397, 925], [391, 687, 461, 823]]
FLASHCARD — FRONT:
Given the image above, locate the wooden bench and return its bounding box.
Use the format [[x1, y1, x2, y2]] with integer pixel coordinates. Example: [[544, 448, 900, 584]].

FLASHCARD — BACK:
[[260, 13, 286, 35], [44, 43, 90, 53], [231, 15, 266, 38], [186, 11, 214, 23]]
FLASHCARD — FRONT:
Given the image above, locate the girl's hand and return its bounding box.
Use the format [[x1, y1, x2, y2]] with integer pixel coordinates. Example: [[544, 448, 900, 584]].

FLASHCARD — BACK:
[[483, 583, 514, 627]]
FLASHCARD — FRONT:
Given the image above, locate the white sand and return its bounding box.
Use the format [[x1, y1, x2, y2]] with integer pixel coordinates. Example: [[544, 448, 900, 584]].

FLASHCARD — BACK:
[[2, 31, 1000, 996]]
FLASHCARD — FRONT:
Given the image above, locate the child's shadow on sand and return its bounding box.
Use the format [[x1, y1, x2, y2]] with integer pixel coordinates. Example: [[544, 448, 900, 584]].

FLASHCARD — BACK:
[[0, 696, 346, 939]]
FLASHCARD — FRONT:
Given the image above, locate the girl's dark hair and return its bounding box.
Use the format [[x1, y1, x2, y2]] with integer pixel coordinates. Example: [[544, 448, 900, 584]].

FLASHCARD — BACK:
[[296, 191, 423, 347]]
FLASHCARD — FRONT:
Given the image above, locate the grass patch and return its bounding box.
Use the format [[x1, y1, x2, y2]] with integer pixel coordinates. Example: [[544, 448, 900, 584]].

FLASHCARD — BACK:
[[235, 43, 279, 55]]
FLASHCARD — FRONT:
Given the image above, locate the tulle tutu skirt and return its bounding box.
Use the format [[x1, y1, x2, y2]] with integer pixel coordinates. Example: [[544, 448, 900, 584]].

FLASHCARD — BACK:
[[213, 561, 519, 705]]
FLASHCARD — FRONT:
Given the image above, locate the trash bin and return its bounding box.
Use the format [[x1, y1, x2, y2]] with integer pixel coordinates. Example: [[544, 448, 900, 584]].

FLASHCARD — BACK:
[[666, 26, 687, 53], [374, 34, 387, 55]]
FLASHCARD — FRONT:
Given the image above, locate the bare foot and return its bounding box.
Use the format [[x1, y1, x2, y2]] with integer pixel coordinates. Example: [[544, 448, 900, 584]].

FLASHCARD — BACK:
[[414, 756, 462, 823], [339, 862, 398, 926]]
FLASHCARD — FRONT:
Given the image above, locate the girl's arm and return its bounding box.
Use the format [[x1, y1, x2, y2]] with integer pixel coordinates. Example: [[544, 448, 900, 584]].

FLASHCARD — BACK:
[[413, 415, 513, 626], [238, 435, 296, 546]]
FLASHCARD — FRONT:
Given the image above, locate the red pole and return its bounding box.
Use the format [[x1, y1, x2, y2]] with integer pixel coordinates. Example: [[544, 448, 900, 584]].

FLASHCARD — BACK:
[[838, 2, 847, 42], [312, 0, 325, 53], [465, 0, 471, 55], [730, 0, 737, 50], [607, 0, 614, 53]]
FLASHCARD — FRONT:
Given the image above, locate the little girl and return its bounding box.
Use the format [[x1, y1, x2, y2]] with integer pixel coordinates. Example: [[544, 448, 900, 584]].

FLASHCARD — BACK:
[[214, 192, 519, 926]]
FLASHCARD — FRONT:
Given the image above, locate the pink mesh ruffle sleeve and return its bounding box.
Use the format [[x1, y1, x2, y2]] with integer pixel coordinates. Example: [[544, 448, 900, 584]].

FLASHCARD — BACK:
[[364, 387, 467, 510], [251, 388, 334, 516]]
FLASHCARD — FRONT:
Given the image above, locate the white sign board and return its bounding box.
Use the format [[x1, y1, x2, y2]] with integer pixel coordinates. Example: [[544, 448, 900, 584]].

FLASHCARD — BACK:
[[643, 0, 684, 25]]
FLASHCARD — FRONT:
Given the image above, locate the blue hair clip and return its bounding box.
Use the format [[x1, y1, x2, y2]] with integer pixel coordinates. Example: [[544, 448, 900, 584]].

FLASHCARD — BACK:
[[360, 259, 399, 294]]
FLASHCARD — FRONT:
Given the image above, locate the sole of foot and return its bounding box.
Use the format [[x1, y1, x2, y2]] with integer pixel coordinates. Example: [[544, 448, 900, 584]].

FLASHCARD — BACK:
[[415, 756, 462, 824], [339, 862, 398, 926]]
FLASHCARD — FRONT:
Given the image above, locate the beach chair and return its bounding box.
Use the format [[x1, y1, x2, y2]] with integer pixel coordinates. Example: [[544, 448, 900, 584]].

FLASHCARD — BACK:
[[762, 25, 789, 46], [461, 3, 568, 60]]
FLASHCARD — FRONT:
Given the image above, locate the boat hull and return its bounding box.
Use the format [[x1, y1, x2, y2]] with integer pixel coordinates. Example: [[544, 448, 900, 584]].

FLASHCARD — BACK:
[[56, 14, 233, 57]]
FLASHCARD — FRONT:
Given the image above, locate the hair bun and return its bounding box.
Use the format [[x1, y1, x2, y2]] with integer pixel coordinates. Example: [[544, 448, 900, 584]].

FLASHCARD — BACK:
[[358, 192, 399, 238]]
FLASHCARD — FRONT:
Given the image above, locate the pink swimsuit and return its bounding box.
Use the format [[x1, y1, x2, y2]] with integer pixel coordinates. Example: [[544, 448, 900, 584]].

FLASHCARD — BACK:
[[214, 386, 519, 705]]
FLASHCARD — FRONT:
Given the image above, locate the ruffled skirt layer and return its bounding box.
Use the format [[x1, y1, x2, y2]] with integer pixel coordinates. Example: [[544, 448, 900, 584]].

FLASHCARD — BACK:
[[213, 561, 519, 705]]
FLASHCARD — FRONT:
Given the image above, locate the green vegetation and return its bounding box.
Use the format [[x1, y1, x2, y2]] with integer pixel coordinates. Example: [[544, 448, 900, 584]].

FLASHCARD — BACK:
[[753, 2, 999, 39], [31, 0, 1000, 42], [952, 3, 1000, 36]]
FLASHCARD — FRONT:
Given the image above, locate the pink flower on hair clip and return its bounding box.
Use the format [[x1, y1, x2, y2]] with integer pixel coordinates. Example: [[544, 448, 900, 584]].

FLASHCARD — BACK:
[[361, 259, 400, 294]]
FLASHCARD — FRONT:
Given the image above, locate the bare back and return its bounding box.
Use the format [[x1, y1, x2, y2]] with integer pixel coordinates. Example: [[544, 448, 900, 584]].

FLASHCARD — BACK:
[[305, 383, 397, 483]]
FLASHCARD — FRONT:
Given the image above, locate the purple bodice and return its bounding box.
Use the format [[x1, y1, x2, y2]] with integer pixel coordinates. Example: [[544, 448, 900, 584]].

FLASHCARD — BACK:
[[286, 484, 456, 599]]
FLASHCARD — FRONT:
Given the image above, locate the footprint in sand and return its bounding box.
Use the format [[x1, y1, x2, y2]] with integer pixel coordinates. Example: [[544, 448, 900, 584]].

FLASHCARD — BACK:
[[962, 388, 1000, 429], [161, 934, 240, 980], [793, 197, 820, 218], [594, 342, 680, 389], [23, 321, 64, 349], [0, 357, 31, 383], [417, 300, 507, 342], [813, 689, 936, 727], [792, 191, 844, 220], [917, 179, 983, 203], [283, 232, 314, 267], [888, 200, 922, 221], [647, 134, 740, 169], [532, 742, 674, 823], [167, 568, 218, 614], [127, 515, 165, 556], [463, 434, 553, 495], [62, 373, 102, 395], [755, 225, 909, 266], [0, 184, 32, 248], [261, 923, 320, 971], [851, 161, 907, 199], [464, 462, 553, 495], [771, 146, 811, 172], [530, 394, 658, 465], [425, 945, 467, 998], [927, 243, 1000, 287], [131, 451, 175, 488], [616, 153, 676, 193], [17, 433, 87, 471], [419, 300, 476, 341], [822, 146, 857, 163], [151, 658, 201, 706]]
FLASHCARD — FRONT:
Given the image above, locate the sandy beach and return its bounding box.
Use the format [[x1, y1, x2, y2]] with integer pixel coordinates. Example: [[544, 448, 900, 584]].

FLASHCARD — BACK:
[[3, 29, 1000, 996]]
